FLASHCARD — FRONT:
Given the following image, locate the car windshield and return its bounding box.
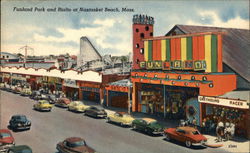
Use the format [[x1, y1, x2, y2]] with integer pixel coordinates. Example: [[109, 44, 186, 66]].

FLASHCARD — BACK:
[[0, 132, 11, 138], [40, 101, 49, 104], [15, 116, 27, 121], [66, 140, 86, 147], [148, 121, 158, 125], [192, 131, 200, 135]]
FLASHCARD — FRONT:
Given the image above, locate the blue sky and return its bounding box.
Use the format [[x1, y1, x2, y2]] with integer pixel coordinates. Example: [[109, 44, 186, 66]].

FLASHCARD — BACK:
[[1, 0, 249, 56]]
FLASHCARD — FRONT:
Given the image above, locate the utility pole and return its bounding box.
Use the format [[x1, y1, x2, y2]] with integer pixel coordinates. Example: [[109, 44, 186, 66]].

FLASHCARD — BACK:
[[19, 45, 34, 67]]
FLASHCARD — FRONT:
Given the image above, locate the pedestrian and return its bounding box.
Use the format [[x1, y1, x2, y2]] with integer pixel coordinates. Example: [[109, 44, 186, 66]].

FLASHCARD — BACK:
[[216, 120, 224, 142]]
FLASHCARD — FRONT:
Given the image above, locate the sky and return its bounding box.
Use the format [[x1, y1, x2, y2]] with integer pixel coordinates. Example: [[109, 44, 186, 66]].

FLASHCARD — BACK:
[[1, 0, 249, 56]]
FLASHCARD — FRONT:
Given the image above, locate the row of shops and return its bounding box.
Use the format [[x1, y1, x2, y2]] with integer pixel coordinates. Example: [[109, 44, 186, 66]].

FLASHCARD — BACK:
[[0, 70, 104, 102]]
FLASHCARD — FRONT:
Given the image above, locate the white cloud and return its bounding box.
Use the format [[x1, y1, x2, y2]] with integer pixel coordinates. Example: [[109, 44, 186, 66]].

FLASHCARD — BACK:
[[93, 18, 116, 27], [32, 17, 131, 56], [187, 10, 249, 29]]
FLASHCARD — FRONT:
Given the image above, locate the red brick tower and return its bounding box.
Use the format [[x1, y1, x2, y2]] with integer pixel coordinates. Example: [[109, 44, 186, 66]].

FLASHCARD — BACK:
[[132, 14, 154, 69]]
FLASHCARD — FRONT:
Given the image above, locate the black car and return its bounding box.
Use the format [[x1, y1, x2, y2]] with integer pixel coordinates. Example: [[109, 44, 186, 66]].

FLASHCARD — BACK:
[[7, 145, 32, 153], [9, 115, 31, 131], [47, 94, 57, 104], [84, 106, 107, 118], [30, 91, 41, 100]]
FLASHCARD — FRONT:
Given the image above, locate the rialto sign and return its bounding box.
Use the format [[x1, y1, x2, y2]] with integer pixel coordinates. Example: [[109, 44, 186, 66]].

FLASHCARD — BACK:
[[198, 96, 249, 109], [139, 60, 206, 71]]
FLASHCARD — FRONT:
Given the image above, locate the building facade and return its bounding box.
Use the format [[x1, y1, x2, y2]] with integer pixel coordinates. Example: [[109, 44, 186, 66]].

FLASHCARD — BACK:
[[130, 14, 249, 138]]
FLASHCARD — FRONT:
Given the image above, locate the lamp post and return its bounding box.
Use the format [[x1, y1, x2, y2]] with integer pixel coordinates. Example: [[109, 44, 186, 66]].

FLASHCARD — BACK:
[[127, 80, 132, 115]]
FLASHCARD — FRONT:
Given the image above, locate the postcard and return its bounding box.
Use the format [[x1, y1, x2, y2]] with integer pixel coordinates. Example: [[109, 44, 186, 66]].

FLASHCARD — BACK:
[[1, 0, 249, 153]]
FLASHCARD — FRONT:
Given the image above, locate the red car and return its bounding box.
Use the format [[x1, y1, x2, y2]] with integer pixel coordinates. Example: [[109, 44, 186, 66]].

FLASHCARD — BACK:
[[55, 98, 71, 108], [0, 129, 15, 152], [164, 126, 207, 148], [56, 137, 96, 153]]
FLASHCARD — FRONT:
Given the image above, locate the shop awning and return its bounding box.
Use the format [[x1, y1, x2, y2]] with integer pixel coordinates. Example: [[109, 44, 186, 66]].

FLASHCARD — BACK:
[[106, 79, 132, 92], [219, 90, 250, 102]]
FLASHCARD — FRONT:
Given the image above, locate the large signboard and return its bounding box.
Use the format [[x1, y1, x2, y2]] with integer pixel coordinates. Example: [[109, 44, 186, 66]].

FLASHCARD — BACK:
[[139, 60, 206, 71], [63, 79, 79, 88], [198, 96, 249, 109]]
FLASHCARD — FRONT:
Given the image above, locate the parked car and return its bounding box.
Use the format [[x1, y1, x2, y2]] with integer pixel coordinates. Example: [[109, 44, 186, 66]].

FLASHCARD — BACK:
[[68, 101, 89, 113], [0, 83, 5, 90], [107, 112, 135, 127], [7, 145, 32, 153], [164, 126, 207, 148], [47, 94, 57, 104], [0, 129, 15, 152], [55, 98, 71, 108], [20, 88, 32, 96], [11, 86, 21, 94], [9, 115, 31, 131], [30, 91, 41, 100], [132, 118, 164, 135], [4, 84, 12, 92], [33, 100, 53, 111], [84, 106, 107, 118], [56, 137, 96, 153]]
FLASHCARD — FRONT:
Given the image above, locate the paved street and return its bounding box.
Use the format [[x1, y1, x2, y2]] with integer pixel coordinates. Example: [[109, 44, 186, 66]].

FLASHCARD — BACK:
[[0, 90, 230, 153]]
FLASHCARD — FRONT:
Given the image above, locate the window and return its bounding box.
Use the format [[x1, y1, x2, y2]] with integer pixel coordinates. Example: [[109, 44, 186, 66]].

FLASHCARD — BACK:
[[135, 44, 139, 48], [150, 32, 153, 36], [176, 128, 186, 134], [140, 48, 144, 54], [136, 59, 140, 64], [140, 33, 144, 38], [136, 29, 139, 32], [145, 26, 149, 31]]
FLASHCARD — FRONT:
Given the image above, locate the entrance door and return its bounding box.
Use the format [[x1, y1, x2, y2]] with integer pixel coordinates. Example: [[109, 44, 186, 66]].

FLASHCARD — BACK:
[[186, 98, 200, 126]]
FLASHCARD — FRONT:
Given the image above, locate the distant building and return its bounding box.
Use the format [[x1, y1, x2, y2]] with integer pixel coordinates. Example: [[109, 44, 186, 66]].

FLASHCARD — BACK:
[[0, 52, 19, 63]]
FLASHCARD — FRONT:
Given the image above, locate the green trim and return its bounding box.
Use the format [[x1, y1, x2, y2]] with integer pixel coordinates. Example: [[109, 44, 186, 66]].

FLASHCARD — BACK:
[[148, 40, 153, 61], [187, 37, 193, 60], [211, 35, 218, 72], [166, 39, 171, 61]]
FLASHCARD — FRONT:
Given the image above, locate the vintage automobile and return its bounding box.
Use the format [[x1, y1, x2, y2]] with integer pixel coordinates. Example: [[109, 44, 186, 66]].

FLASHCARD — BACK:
[[132, 118, 165, 135], [68, 101, 89, 113], [164, 126, 207, 148], [33, 100, 53, 111], [84, 106, 107, 118], [47, 94, 57, 104], [0, 129, 15, 152], [107, 112, 135, 127], [20, 88, 32, 96], [56, 137, 96, 153], [9, 115, 31, 131], [7, 145, 32, 153], [30, 91, 41, 100], [0, 83, 5, 90], [55, 98, 71, 108], [11, 86, 22, 94]]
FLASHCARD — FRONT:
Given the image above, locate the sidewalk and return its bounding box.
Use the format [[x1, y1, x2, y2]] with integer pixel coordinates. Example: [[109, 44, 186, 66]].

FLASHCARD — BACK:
[[82, 100, 249, 153]]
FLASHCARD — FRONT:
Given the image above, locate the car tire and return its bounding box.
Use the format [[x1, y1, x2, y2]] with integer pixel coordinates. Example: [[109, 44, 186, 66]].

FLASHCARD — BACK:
[[132, 124, 137, 130], [185, 140, 192, 148], [107, 117, 111, 123], [165, 133, 171, 141]]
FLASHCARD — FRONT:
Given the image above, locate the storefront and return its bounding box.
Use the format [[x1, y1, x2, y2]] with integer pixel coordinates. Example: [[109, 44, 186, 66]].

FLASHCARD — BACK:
[[47, 77, 62, 93], [11, 74, 27, 86], [105, 79, 132, 108], [137, 83, 199, 119], [62, 79, 79, 100], [79, 82, 101, 102], [199, 96, 250, 138]]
